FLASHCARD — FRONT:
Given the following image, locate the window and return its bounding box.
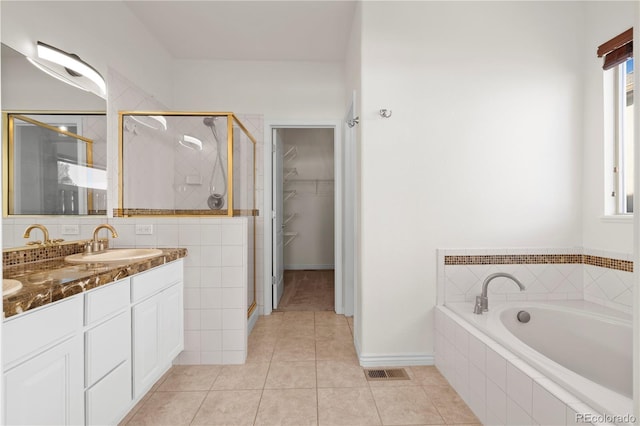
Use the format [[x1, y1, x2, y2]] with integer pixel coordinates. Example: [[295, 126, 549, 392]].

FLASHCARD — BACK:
[[599, 29, 634, 215], [615, 58, 634, 213]]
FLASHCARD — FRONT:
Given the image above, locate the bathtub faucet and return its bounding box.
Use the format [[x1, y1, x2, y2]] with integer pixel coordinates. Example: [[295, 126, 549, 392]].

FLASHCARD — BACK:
[[473, 272, 525, 315]]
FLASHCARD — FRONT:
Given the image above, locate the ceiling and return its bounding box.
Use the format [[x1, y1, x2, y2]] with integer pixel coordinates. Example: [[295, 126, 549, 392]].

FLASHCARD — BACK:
[[124, 1, 357, 62]]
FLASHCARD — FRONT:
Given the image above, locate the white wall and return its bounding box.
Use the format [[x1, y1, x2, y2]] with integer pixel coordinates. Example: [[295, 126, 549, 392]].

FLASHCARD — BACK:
[[171, 60, 345, 121], [581, 1, 636, 253], [282, 128, 335, 269], [358, 1, 585, 361]]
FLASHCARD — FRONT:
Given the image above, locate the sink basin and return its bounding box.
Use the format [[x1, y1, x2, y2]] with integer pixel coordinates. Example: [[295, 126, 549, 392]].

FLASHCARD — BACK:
[[3, 279, 23, 297], [65, 248, 163, 265]]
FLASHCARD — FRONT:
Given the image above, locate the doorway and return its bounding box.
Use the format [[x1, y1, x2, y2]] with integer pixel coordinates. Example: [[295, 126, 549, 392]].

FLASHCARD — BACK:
[[273, 127, 336, 311], [264, 123, 343, 314]]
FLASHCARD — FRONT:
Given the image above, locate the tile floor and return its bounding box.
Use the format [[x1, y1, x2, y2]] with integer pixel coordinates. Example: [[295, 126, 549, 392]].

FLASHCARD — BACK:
[[120, 311, 480, 425]]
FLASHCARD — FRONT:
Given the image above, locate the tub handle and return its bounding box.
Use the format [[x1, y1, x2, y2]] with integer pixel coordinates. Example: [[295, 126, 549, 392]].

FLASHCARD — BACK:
[[473, 296, 485, 315]]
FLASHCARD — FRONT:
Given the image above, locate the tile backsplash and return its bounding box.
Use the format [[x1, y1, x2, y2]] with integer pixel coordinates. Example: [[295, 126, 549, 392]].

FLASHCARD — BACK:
[[438, 247, 633, 313]]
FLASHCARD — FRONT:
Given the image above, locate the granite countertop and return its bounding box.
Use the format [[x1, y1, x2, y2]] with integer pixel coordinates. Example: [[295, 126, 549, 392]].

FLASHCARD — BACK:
[[3, 248, 187, 319]]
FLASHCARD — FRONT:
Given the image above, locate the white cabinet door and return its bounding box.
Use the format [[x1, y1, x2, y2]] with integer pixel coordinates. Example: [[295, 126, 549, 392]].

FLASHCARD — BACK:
[[132, 295, 161, 399], [85, 360, 131, 426], [4, 335, 84, 426], [161, 282, 184, 365]]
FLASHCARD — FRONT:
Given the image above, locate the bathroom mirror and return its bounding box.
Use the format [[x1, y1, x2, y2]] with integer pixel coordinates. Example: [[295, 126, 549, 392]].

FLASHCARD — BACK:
[[1, 43, 107, 218], [4, 113, 107, 215]]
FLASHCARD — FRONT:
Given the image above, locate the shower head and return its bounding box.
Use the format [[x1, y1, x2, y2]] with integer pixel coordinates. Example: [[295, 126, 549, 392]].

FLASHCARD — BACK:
[[203, 116, 218, 128]]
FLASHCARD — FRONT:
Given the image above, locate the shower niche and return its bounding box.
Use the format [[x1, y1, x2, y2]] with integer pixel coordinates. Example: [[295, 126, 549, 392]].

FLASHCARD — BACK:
[[117, 112, 257, 217]]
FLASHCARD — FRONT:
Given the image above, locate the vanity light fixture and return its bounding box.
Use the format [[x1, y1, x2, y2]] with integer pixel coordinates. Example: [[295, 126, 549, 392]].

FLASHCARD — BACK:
[[178, 134, 203, 151], [128, 115, 168, 131], [26, 41, 107, 98]]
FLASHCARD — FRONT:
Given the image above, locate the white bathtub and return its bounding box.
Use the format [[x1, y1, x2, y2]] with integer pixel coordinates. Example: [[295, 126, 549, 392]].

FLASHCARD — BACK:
[[445, 300, 633, 422]]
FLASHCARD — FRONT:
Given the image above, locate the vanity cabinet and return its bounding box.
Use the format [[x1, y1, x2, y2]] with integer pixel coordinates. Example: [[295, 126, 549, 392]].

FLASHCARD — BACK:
[[84, 278, 132, 425], [131, 261, 184, 398], [3, 295, 84, 425], [2, 259, 185, 425]]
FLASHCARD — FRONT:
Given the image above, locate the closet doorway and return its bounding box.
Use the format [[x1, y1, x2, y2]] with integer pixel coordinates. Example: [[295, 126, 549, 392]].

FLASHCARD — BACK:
[[272, 127, 336, 312]]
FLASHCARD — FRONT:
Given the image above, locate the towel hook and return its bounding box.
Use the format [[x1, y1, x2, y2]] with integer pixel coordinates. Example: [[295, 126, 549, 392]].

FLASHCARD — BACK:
[[379, 109, 392, 118]]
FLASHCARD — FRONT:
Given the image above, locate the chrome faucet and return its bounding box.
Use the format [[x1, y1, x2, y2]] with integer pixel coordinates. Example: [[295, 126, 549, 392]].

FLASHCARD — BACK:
[[90, 224, 118, 252], [23, 224, 52, 245], [473, 272, 525, 314]]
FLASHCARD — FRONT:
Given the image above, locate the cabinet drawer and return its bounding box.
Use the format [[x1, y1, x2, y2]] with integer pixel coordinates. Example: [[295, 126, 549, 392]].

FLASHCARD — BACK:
[[86, 360, 131, 426], [85, 278, 130, 326], [85, 310, 131, 387], [131, 260, 182, 303], [3, 295, 83, 368]]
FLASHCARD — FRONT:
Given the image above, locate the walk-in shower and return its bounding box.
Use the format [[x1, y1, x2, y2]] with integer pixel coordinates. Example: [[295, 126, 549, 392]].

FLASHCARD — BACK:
[[118, 112, 257, 218]]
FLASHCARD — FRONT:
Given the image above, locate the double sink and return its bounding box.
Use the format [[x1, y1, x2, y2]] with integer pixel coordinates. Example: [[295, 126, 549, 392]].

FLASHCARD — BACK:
[[3, 224, 165, 298]]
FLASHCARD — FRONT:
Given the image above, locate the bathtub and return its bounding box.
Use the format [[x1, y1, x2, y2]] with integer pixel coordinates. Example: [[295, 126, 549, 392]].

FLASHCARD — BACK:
[[442, 301, 633, 423]]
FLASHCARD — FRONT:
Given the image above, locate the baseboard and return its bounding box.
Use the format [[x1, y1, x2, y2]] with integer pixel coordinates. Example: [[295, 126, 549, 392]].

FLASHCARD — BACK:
[[284, 264, 335, 270], [358, 353, 435, 367], [248, 308, 259, 335]]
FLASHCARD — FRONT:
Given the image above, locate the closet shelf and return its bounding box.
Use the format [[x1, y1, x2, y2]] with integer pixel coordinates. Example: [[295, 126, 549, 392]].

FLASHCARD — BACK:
[[284, 146, 297, 162], [284, 168, 298, 181], [284, 232, 298, 247], [283, 213, 297, 226]]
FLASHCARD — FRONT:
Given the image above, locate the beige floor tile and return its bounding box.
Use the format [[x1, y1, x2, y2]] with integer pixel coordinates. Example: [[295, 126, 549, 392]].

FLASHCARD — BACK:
[[278, 323, 316, 339], [126, 391, 206, 425], [370, 386, 444, 425], [316, 360, 367, 388], [431, 394, 480, 424], [190, 389, 262, 426], [211, 362, 270, 390], [118, 391, 152, 425], [156, 365, 222, 391], [254, 312, 284, 326], [421, 384, 460, 400], [265, 361, 317, 389], [317, 387, 382, 426], [315, 325, 353, 341], [410, 366, 450, 387], [315, 339, 357, 361], [254, 388, 318, 426], [250, 328, 281, 343], [283, 311, 315, 323], [149, 367, 173, 392], [314, 311, 348, 327], [246, 339, 276, 363], [272, 337, 316, 362]]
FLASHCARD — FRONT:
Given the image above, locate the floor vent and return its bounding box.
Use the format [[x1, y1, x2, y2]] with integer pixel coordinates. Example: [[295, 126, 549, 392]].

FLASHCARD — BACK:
[[364, 368, 410, 381]]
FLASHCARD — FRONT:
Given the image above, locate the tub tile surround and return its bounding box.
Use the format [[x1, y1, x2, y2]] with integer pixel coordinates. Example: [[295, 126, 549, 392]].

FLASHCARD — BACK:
[[436, 247, 635, 425], [435, 307, 625, 426], [438, 247, 634, 314]]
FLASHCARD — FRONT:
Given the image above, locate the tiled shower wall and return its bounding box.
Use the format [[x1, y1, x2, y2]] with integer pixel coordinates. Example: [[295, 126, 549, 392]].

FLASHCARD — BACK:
[[438, 248, 633, 313]]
